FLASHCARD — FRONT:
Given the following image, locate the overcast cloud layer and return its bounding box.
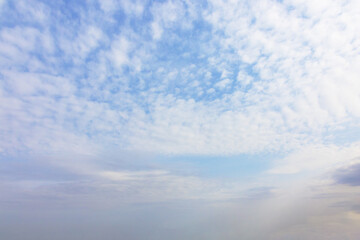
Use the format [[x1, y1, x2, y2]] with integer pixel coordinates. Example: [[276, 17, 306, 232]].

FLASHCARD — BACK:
[[1, 0, 360, 239]]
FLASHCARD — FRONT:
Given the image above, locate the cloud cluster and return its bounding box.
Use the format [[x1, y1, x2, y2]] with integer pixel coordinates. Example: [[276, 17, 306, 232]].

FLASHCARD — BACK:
[[2, 1, 360, 238], [1, 0, 360, 156]]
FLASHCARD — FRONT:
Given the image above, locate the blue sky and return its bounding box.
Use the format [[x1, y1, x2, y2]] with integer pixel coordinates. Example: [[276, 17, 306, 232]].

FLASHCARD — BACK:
[[1, 0, 360, 239]]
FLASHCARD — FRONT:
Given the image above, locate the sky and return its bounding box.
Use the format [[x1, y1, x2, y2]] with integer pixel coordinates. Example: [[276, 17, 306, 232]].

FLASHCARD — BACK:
[[1, 0, 360, 239]]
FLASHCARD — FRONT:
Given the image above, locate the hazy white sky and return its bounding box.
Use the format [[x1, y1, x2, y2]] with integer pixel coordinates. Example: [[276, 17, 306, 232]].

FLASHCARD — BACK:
[[1, 0, 360, 239]]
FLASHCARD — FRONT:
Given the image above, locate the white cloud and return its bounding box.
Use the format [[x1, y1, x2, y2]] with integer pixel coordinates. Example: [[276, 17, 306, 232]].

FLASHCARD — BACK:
[[151, 22, 163, 40], [14, 0, 48, 24], [0, 27, 39, 52], [108, 35, 132, 69], [1, 0, 360, 158], [269, 142, 360, 174], [150, 0, 194, 40], [2, 70, 74, 96], [99, 0, 117, 13], [100, 170, 168, 181], [121, 0, 145, 17], [99, 0, 144, 17], [236, 71, 253, 87], [215, 78, 231, 89]]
